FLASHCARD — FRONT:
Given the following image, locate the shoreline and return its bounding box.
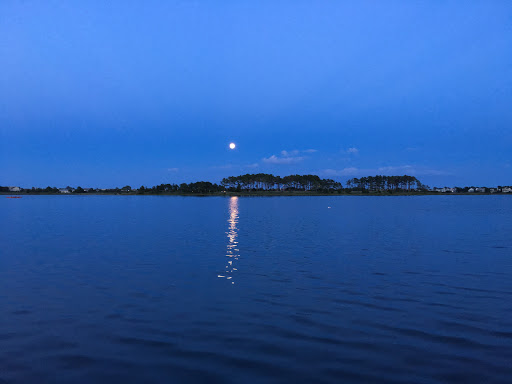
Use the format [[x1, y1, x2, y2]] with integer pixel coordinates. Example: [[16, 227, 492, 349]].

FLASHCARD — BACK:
[[2, 192, 508, 197]]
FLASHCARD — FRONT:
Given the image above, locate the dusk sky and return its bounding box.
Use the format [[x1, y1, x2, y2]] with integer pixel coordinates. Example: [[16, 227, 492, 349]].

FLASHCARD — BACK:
[[1, 1, 511, 188]]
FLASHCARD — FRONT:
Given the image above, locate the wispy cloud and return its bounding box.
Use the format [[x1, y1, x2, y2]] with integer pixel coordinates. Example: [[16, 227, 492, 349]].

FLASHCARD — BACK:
[[280, 150, 300, 157], [280, 148, 318, 156], [321, 165, 450, 177], [167, 167, 179, 172], [376, 165, 449, 176], [263, 155, 304, 165], [263, 149, 316, 165], [322, 167, 360, 176], [341, 147, 359, 155]]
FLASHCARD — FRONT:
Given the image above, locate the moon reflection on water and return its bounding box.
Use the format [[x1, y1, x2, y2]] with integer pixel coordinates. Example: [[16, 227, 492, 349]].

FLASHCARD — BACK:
[[218, 196, 240, 284]]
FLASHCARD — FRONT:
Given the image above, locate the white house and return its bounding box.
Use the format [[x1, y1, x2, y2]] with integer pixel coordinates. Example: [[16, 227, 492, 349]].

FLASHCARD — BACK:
[[8, 186, 21, 192], [434, 187, 455, 193], [59, 188, 71, 194], [502, 187, 512, 193]]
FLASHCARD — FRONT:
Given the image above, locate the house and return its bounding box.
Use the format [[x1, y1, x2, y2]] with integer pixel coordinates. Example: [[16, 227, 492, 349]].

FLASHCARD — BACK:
[[434, 187, 455, 193], [59, 188, 71, 194], [502, 187, 512, 193], [468, 187, 486, 193], [8, 186, 21, 192]]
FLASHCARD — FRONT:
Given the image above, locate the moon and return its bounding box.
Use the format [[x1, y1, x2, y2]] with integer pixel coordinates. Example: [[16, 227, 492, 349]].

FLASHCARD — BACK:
[[229, 142, 236, 150]]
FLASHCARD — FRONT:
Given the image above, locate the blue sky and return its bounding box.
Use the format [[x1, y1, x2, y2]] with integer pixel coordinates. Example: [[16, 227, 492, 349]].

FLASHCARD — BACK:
[[1, 1, 511, 188]]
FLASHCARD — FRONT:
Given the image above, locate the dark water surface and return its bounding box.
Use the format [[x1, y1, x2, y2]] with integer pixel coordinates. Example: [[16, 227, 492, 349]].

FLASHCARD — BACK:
[[1, 196, 511, 383]]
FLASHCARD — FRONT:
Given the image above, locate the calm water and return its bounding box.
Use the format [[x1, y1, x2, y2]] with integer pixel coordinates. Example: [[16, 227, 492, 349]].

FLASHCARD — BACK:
[[1, 196, 511, 383]]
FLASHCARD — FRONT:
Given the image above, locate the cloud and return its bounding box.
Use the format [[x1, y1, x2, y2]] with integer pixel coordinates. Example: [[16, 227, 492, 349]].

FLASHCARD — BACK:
[[263, 155, 304, 165], [167, 168, 179, 172], [281, 149, 318, 156], [321, 165, 450, 177], [340, 147, 359, 155], [376, 165, 415, 173], [281, 150, 300, 157], [263, 148, 316, 165], [376, 165, 450, 176], [323, 167, 359, 176], [248, 163, 259, 168], [420, 169, 452, 176]]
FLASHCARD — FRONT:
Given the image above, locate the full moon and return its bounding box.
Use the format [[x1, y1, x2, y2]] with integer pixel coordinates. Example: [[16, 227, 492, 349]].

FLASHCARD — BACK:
[[229, 143, 236, 150]]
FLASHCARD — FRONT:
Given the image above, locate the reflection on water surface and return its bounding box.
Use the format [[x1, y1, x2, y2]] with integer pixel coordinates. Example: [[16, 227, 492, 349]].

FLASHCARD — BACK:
[[218, 196, 239, 284]]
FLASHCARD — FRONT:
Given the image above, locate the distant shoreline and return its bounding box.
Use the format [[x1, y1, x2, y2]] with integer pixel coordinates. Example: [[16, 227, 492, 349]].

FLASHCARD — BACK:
[[3, 174, 510, 195], [1, 191, 508, 197]]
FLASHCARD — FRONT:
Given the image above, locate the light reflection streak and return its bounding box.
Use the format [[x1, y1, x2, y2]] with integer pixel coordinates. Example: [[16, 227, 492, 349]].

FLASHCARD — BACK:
[[218, 196, 239, 284]]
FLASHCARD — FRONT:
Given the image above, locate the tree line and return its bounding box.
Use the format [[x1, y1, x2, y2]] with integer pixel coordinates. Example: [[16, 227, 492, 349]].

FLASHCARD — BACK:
[[220, 173, 341, 191], [346, 175, 427, 191], [1, 174, 341, 194], [10, 174, 510, 195]]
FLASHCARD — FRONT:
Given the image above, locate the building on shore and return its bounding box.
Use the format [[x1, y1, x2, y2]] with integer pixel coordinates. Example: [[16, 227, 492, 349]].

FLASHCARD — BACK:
[[434, 187, 456, 193]]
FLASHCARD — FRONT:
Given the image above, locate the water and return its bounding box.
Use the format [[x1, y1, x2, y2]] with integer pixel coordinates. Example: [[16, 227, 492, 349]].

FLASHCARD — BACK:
[[1, 195, 511, 383]]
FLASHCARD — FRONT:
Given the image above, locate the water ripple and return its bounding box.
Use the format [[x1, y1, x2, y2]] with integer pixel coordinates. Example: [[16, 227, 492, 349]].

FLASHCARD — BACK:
[[1, 195, 512, 383]]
